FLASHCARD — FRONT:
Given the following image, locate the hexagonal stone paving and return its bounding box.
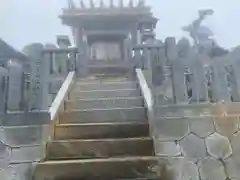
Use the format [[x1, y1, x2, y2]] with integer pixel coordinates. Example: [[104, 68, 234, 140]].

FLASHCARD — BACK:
[[160, 157, 200, 180], [206, 133, 232, 159], [189, 117, 215, 138], [0, 141, 11, 160], [225, 156, 240, 180], [179, 161, 200, 180], [214, 116, 239, 138], [231, 131, 240, 155], [154, 118, 189, 141], [155, 141, 181, 157], [199, 157, 226, 180], [180, 134, 207, 162]]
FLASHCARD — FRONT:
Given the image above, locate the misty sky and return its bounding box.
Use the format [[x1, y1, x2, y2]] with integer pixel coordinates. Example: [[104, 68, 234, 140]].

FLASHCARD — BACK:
[[0, 0, 239, 50]]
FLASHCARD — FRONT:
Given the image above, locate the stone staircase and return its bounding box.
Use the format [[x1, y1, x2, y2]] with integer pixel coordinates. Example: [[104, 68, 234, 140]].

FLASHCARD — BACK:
[[33, 76, 159, 180]]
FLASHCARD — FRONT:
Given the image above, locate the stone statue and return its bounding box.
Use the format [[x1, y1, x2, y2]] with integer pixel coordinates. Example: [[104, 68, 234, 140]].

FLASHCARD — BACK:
[[80, 0, 85, 8], [90, 0, 95, 8], [138, 0, 145, 7], [129, 0, 134, 8], [100, 0, 104, 7], [182, 9, 214, 50]]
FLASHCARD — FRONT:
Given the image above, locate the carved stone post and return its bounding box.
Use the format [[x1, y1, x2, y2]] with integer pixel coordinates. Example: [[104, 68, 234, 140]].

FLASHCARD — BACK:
[[23, 43, 45, 110]]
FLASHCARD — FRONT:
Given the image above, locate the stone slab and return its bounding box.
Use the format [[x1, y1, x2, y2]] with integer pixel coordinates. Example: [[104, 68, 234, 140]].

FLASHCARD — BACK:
[[65, 97, 144, 110], [0, 111, 50, 126], [214, 116, 239, 138], [179, 133, 207, 162], [60, 107, 147, 124], [10, 145, 44, 163], [199, 157, 226, 180], [189, 117, 215, 138], [154, 104, 211, 119], [46, 138, 153, 160], [70, 89, 141, 99], [155, 141, 181, 157], [205, 133, 232, 159], [74, 81, 137, 91], [54, 122, 149, 140], [3, 125, 50, 146], [154, 118, 189, 141]]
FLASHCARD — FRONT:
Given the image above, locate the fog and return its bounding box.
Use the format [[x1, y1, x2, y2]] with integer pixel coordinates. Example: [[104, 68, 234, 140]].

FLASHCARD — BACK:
[[0, 0, 239, 50]]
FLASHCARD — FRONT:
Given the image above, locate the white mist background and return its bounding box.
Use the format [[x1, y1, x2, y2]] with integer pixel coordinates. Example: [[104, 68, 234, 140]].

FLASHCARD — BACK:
[[0, 0, 239, 50]]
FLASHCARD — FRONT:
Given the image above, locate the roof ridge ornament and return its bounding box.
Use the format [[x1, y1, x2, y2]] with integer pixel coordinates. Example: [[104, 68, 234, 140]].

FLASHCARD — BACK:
[[100, 0, 105, 7], [129, 0, 134, 8], [110, 0, 114, 8], [137, 0, 145, 7], [90, 0, 95, 8], [68, 0, 76, 9], [80, 0, 86, 8], [119, 0, 123, 8]]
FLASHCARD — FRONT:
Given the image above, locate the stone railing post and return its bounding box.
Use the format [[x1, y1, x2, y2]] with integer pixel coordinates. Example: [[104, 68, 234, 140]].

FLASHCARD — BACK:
[[7, 59, 25, 111], [0, 67, 8, 113]]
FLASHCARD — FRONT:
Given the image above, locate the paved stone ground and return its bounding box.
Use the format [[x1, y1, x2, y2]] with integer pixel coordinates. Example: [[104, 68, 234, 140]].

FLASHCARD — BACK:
[[154, 103, 240, 180]]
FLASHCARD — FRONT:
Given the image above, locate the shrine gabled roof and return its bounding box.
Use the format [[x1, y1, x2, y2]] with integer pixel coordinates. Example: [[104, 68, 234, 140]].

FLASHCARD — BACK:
[[0, 39, 29, 61], [60, 5, 152, 28]]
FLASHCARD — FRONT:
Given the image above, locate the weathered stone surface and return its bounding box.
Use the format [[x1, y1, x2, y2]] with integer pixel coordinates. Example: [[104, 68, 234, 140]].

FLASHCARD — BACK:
[[179, 134, 207, 162], [179, 161, 199, 180], [155, 141, 181, 156], [159, 157, 199, 180], [155, 104, 210, 119], [230, 131, 240, 155], [154, 118, 189, 141], [1, 112, 50, 126], [0, 141, 11, 160], [3, 125, 49, 146], [199, 157, 226, 180], [225, 156, 240, 180], [7, 60, 24, 111], [189, 117, 215, 138], [214, 116, 239, 138], [10, 145, 44, 163], [206, 133, 232, 159], [0, 67, 8, 113], [0, 163, 34, 180]]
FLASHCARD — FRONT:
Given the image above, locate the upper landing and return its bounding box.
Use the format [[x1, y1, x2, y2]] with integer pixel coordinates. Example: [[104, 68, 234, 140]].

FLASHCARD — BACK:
[[60, 0, 153, 28]]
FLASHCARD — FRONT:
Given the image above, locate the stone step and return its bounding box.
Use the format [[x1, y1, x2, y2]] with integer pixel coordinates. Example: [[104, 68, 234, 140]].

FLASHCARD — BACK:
[[65, 97, 144, 110], [59, 107, 147, 124], [46, 137, 154, 160], [70, 89, 141, 99], [54, 122, 149, 140], [73, 81, 138, 91], [33, 156, 158, 180]]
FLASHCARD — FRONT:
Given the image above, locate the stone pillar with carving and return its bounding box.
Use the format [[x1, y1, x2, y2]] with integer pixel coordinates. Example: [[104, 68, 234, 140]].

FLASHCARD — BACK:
[[23, 43, 46, 110], [75, 27, 88, 77]]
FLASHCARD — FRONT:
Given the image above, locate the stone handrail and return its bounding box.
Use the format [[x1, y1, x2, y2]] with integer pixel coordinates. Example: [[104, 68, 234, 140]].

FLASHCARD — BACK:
[[136, 68, 153, 111], [49, 71, 75, 120]]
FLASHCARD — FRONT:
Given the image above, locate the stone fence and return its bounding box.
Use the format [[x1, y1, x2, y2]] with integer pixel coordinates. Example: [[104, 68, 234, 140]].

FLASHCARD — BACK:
[[0, 44, 77, 114], [134, 37, 240, 179], [133, 37, 240, 105], [0, 42, 78, 179]]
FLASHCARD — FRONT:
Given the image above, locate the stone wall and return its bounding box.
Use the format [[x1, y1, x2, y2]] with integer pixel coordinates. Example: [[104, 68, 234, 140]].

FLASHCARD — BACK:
[[0, 112, 50, 180], [153, 103, 240, 180]]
